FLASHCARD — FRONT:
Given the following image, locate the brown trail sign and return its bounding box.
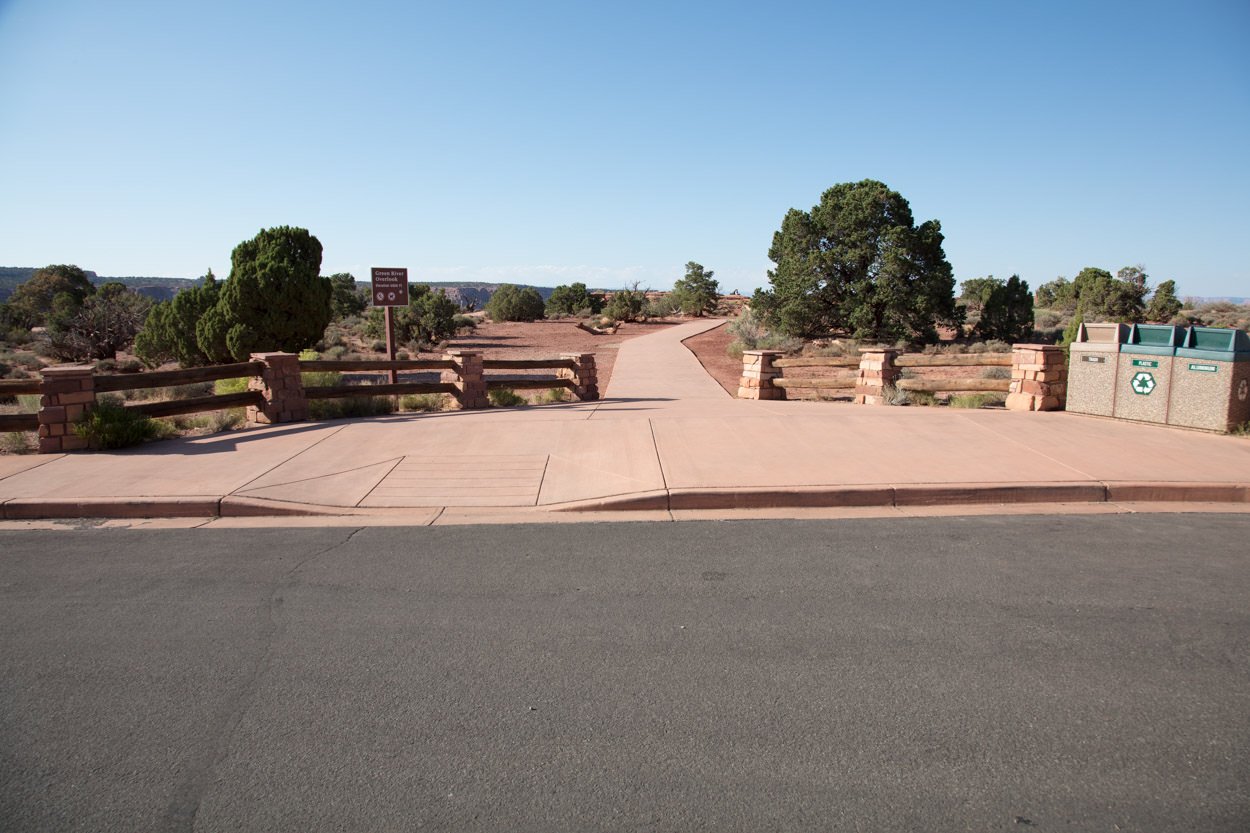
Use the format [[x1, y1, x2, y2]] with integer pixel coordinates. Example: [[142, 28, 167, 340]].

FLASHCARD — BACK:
[[371, 267, 409, 383]]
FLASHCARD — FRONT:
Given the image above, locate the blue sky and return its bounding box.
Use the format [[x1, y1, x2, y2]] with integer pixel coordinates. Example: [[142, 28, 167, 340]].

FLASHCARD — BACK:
[[1, 0, 1247, 297]]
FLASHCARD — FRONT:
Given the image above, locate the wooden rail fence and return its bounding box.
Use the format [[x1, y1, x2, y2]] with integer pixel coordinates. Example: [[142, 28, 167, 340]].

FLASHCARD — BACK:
[[739, 345, 1066, 410], [2, 349, 598, 453]]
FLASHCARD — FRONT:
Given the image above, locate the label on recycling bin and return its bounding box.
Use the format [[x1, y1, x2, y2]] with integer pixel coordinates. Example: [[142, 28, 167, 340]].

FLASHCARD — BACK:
[[1187, 363, 1218, 373], [1131, 359, 1159, 368], [1081, 355, 1106, 363]]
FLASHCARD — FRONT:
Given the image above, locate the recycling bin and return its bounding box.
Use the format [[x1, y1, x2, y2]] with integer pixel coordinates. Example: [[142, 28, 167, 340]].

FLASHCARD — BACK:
[[1067, 322, 1129, 416], [1167, 327, 1250, 432], [1112, 324, 1185, 425]]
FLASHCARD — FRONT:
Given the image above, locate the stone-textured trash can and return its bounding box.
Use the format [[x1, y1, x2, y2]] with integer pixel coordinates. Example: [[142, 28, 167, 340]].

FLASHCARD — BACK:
[[1067, 322, 1129, 417], [1112, 324, 1185, 425], [1167, 327, 1250, 432]]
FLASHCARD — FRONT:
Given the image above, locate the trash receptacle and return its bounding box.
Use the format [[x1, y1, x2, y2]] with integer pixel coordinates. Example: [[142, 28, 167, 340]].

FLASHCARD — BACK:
[[1167, 327, 1250, 432], [1113, 324, 1185, 425], [1067, 322, 1129, 417]]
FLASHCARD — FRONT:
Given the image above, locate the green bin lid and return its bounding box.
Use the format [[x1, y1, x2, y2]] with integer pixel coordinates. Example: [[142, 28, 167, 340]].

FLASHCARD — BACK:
[[1120, 324, 1184, 356], [1175, 327, 1250, 361]]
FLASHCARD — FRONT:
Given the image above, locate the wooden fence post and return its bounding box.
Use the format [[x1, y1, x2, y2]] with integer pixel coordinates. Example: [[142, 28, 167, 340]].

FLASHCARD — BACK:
[[37, 365, 95, 453], [738, 350, 784, 399], [443, 349, 488, 409], [560, 353, 599, 401], [855, 348, 899, 405], [1006, 344, 1068, 411], [247, 352, 308, 424]]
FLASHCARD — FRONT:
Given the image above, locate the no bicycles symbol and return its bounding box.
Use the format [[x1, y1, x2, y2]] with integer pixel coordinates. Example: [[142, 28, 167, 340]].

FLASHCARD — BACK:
[[1239, 379, 1249, 402], [1131, 371, 1156, 396]]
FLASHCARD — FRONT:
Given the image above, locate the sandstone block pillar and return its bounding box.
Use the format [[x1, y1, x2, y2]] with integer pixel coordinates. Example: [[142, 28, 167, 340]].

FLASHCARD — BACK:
[[854, 348, 900, 405], [248, 352, 308, 424], [443, 349, 488, 410], [1006, 344, 1068, 411], [560, 353, 599, 401], [738, 350, 784, 400], [37, 365, 95, 453]]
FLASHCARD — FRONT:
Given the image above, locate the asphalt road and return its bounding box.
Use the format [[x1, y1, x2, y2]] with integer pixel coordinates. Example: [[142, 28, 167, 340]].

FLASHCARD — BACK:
[[2, 514, 1248, 832]]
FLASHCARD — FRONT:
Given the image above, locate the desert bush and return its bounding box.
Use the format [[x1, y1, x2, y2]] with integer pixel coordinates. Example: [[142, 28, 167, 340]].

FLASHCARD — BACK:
[[726, 307, 803, 356], [396, 351, 410, 360], [309, 395, 396, 420], [881, 384, 910, 406], [907, 391, 938, 406], [541, 387, 569, 403], [214, 376, 249, 395], [169, 409, 245, 433], [73, 397, 165, 449], [1, 431, 36, 454], [17, 394, 41, 412], [400, 393, 449, 412], [453, 314, 477, 332], [949, 393, 1006, 409], [981, 366, 1012, 379], [488, 388, 526, 407], [370, 340, 387, 352]]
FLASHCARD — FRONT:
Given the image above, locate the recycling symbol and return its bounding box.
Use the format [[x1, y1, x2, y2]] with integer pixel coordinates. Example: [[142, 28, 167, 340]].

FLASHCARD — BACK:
[[1239, 379, 1249, 402], [1131, 371, 1156, 396]]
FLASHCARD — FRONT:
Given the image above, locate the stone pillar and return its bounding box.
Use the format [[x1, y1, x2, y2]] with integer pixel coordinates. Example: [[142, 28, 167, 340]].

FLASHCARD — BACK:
[[247, 352, 308, 424], [443, 349, 488, 410], [854, 348, 900, 405], [37, 365, 95, 453], [738, 350, 785, 400], [560, 353, 599, 401], [1006, 344, 1068, 412]]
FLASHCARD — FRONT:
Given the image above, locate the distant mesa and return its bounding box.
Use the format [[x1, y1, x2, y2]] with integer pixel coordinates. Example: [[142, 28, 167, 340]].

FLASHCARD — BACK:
[[0, 266, 196, 302]]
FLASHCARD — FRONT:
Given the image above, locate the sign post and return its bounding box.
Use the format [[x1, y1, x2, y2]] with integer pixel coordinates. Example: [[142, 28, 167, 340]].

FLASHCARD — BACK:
[[371, 267, 409, 384]]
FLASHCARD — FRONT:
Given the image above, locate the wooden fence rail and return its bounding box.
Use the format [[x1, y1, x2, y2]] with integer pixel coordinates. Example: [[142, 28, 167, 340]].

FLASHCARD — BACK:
[[3, 349, 600, 453], [740, 346, 1066, 411]]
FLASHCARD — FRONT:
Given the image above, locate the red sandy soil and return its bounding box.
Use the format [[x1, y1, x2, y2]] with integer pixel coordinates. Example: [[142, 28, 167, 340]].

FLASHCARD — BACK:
[[444, 318, 681, 392], [680, 321, 740, 395]]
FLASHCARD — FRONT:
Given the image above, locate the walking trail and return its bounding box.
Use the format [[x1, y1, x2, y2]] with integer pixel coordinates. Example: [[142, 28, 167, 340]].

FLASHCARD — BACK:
[[1, 318, 1248, 523]]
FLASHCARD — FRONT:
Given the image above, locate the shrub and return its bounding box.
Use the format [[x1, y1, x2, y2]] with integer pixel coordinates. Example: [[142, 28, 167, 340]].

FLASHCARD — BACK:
[[309, 395, 395, 420], [169, 409, 245, 433], [400, 393, 449, 412], [452, 314, 477, 332], [981, 366, 1012, 380], [371, 340, 387, 352], [907, 391, 938, 406], [214, 376, 249, 395], [73, 398, 163, 449], [1, 431, 36, 454], [949, 393, 1006, 409], [488, 388, 526, 407], [486, 284, 546, 322], [541, 387, 569, 403]]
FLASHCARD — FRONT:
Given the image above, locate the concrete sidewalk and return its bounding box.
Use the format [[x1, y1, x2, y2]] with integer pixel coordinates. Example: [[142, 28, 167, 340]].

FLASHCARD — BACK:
[[2, 319, 1249, 523]]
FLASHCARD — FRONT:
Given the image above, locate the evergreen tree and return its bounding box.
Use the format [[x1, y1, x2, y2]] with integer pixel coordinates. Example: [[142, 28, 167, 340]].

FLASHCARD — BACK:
[[486, 284, 546, 322], [670, 262, 719, 316], [134, 270, 221, 366], [197, 226, 331, 361], [754, 180, 958, 342]]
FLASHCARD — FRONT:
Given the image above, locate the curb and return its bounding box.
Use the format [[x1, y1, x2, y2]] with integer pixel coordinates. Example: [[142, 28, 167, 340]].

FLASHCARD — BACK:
[[2, 482, 1248, 521], [549, 481, 1250, 513]]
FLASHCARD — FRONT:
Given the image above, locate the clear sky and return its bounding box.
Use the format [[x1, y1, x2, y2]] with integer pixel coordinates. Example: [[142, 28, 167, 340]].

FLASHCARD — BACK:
[[1, 0, 1247, 297]]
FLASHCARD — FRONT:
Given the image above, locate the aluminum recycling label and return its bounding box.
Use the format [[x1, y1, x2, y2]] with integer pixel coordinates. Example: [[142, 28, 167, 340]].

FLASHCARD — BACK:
[[1130, 371, 1156, 396], [1187, 363, 1218, 373]]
